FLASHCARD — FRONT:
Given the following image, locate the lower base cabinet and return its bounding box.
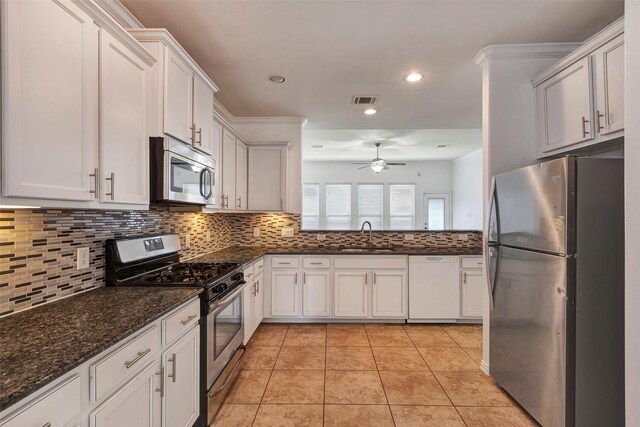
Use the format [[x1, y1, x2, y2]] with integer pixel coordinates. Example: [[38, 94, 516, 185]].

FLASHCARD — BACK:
[[271, 270, 299, 317], [162, 327, 199, 427], [461, 269, 484, 318], [302, 271, 331, 317], [372, 270, 407, 317], [334, 271, 368, 318]]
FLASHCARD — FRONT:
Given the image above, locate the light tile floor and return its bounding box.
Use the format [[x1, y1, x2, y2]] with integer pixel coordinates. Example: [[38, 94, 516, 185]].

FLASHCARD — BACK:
[[212, 324, 540, 427]]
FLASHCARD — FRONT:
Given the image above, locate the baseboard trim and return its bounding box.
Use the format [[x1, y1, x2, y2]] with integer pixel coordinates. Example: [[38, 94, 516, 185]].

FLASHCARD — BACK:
[[481, 359, 490, 375]]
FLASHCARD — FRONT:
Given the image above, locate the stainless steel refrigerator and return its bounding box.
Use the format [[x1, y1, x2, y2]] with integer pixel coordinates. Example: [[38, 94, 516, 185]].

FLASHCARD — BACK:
[[486, 157, 624, 427]]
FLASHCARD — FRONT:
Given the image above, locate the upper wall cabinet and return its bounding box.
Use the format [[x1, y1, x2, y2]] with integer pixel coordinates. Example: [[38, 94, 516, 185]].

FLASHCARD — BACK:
[[128, 29, 219, 156], [248, 144, 291, 211], [533, 18, 624, 158], [1, 0, 155, 209]]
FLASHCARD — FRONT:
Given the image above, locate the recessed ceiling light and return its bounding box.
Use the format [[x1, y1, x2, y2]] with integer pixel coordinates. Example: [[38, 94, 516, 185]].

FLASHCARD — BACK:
[[405, 73, 423, 82], [364, 108, 377, 115], [269, 75, 285, 83]]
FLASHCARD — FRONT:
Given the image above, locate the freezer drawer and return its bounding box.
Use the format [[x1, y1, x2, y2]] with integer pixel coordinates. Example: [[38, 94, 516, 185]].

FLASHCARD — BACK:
[[409, 256, 459, 320]]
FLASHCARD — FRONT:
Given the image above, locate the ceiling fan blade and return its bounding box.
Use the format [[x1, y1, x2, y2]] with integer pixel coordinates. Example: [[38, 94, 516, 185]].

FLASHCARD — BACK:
[[357, 165, 372, 170], [351, 162, 372, 165], [385, 162, 407, 166]]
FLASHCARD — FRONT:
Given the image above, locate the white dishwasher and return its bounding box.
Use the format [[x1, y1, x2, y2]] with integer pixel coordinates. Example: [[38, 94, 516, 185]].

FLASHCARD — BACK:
[[409, 256, 460, 321]]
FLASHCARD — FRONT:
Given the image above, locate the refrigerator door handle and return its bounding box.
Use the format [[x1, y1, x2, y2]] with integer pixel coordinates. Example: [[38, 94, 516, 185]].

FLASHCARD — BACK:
[[485, 177, 498, 311]]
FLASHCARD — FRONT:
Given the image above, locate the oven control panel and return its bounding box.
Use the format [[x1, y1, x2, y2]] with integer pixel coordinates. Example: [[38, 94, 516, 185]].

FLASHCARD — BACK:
[[144, 237, 165, 252]]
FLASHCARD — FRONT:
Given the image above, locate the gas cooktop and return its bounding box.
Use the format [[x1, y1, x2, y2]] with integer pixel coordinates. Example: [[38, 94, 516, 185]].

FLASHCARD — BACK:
[[138, 262, 241, 286]]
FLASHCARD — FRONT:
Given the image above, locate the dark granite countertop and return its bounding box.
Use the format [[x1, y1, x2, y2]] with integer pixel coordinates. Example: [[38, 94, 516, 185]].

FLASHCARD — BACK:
[[192, 245, 483, 266], [0, 286, 202, 411]]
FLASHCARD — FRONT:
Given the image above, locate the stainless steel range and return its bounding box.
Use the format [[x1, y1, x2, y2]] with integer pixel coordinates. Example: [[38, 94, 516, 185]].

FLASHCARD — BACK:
[[105, 234, 247, 426]]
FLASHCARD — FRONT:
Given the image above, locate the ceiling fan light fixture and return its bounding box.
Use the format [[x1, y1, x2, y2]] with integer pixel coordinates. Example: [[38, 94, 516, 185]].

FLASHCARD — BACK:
[[371, 163, 385, 174]]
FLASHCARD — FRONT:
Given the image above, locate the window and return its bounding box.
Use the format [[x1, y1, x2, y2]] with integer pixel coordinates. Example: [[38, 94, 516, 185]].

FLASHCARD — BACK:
[[302, 184, 320, 229], [389, 184, 415, 230], [326, 184, 352, 230], [357, 184, 383, 230]]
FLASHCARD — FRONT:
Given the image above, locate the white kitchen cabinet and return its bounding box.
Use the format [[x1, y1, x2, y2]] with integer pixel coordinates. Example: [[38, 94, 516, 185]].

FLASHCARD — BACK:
[[271, 270, 300, 317], [236, 142, 248, 210], [90, 361, 160, 427], [372, 270, 407, 318], [1, 0, 98, 202], [99, 30, 149, 206], [243, 261, 265, 343], [409, 256, 460, 320], [303, 271, 331, 317], [221, 129, 237, 210], [334, 271, 369, 318], [253, 273, 265, 330], [248, 144, 290, 211], [461, 270, 484, 318], [192, 75, 216, 155], [207, 119, 224, 209], [593, 33, 624, 136], [163, 47, 193, 144], [161, 326, 199, 427]]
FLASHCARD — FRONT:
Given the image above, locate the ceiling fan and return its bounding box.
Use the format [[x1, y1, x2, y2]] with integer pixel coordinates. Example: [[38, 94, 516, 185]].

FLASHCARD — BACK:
[[352, 142, 406, 174]]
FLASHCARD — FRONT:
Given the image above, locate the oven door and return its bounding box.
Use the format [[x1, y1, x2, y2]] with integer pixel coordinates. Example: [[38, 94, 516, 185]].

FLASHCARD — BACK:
[[164, 150, 214, 205]]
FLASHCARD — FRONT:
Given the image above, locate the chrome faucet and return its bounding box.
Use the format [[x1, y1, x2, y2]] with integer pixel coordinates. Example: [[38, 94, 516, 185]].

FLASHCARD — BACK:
[[360, 221, 373, 246]]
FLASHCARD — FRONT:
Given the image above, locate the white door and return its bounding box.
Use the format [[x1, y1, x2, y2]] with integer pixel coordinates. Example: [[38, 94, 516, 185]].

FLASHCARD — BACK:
[[303, 271, 331, 317], [2, 0, 98, 201], [409, 257, 460, 320], [271, 271, 299, 317], [422, 193, 451, 231], [461, 270, 484, 318], [90, 361, 160, 427], [235, 142, 248, 210], [334, 271, 368, 318], [253, 275, 264, 330], [248, 146, 286, 211], [372, 270, 407, 318], [192, 75, 214, 155], [594, 34, 624, 136], [221, 130, 236, 210], [163, 47, 193, 144], [99, 30, 148, 205], [162, 327, 199, 427], [535, 56, 594, 154]]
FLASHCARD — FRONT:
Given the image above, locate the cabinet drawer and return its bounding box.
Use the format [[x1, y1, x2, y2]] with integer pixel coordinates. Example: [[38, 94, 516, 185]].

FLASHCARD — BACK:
[[334, 256, 407, 270], [461, 257, 483, 269], [271, 257, 299, 268], [253, 257, 264, 275], [163, 298, 200, 345], [244, 264, 255, 281], [303, 257, 330, 269], [1, 375, 81, 427], [90, 325, 160, 402]]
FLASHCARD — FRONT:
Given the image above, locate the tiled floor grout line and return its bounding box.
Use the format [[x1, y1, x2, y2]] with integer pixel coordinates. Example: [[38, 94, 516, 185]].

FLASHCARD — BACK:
[[365, 325, 397, 427]]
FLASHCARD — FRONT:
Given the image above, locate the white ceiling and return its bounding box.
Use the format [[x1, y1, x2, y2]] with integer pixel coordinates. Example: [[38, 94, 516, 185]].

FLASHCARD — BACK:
[[302, 129, 482, 161], [122, 0, 623, 131]]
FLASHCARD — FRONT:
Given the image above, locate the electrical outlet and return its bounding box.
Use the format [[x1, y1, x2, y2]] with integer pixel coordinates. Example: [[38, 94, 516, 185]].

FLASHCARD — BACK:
[[281, 227, 294, 238], [458, 233, 469, 241], [77, 247, 90, 270], [404, 234, 414, 241], [185, 234, 191, 248], [206, 230, 211, 242], [317, 234, 326, 241], [253, 227, 261, 238]]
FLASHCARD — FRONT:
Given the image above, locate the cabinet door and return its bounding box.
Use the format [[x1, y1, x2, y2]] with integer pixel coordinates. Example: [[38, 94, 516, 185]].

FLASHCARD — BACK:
[[243, 284, 255, 344], [253, 275, 265, 328], [206, 120, 223, 209], [236, 142, 248, 210], [1, 0, 97, 201], [334, 272, 368, 318], [303, 271, 331, 317], [271, 271, 299, 317], [221, 130, 236, 210], [248, 146, 287, 211], [99, 30, 148, 205], [372, 270, 407, 318], [192, 75, 215, 155], [594, 34, 624, 136], [162, 327, 199, 427], [461, 270, 484, 318], [535, 56, 594, 155], [163, 47, 193, 144], [90, 361, 160, 427]]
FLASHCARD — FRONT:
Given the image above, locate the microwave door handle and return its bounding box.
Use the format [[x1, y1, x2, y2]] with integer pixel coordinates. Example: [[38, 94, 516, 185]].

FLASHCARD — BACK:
[[199, 169, 207, 198], [206, 169, 214, 199]]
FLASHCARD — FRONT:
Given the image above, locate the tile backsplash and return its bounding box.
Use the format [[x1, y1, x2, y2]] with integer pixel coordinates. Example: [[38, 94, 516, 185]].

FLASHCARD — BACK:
[[0, 209, 481, 316]]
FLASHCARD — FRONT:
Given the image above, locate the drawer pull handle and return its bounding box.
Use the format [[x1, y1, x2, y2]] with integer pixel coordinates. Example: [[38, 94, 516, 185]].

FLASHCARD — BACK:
[[168, 353, 177, 383], [42, 423, 52, 427], [278, 262, 291, 265], [181, 314, 198, 325], [310, 262, 323, 265], [125, 348, 151, 369]]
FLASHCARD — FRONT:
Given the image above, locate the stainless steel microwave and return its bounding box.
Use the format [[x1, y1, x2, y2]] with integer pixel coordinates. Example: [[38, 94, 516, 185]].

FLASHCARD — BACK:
[[150, 137, 215, 205]]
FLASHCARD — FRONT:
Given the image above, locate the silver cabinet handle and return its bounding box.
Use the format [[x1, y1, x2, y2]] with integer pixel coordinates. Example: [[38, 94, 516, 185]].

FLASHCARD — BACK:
[[196, 127, 202, 145], [89, 168, 98, 198], [42, 423, 52, 427], [125, 348, 151, 369], [155, 365, 165, 397], [581, 116, 590, 138], [168, 353, 177, 383], [223, 194, 229, 208], [365, 274, 368, 285], [237, 196, 242, 209], [246, 273, 254, 278], [294, 273, 298, 283], [278, 262, 291, 265], [310, 262, 323, 265], [463, 272, 468, 284], [256, 279, 260, 293], [190, 125, 196, 144], [597, 110, 605, 132], [181, 314, 198, 325], [105, 172, 115, 200], [251, 285, 256, 296], [303, 272, 306, 285], [373, 273, 377, 285]]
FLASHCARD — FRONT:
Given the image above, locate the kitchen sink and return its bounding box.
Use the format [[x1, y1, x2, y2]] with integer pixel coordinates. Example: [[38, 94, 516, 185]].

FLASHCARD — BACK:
[[339, 248, 396, 254]]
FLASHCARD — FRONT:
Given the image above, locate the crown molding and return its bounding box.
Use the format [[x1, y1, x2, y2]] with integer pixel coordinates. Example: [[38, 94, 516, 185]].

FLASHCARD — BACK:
[[473, 43, 582, 66], [231, 116, 308, 126], [92, 0, 144, 29]]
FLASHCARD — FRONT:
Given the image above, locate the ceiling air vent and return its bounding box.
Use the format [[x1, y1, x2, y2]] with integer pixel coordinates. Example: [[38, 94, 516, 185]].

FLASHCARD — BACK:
[[352, 95, 378, 105], [436, 144, 450, 148]]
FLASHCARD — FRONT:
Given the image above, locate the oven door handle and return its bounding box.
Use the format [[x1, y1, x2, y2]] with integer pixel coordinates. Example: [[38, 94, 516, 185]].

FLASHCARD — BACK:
[[210, 281, 246, 311], [208, 345, 246, 398]]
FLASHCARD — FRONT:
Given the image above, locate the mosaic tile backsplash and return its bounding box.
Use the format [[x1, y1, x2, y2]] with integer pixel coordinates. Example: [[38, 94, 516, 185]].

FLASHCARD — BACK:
[[0, 209, 481, 315]]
